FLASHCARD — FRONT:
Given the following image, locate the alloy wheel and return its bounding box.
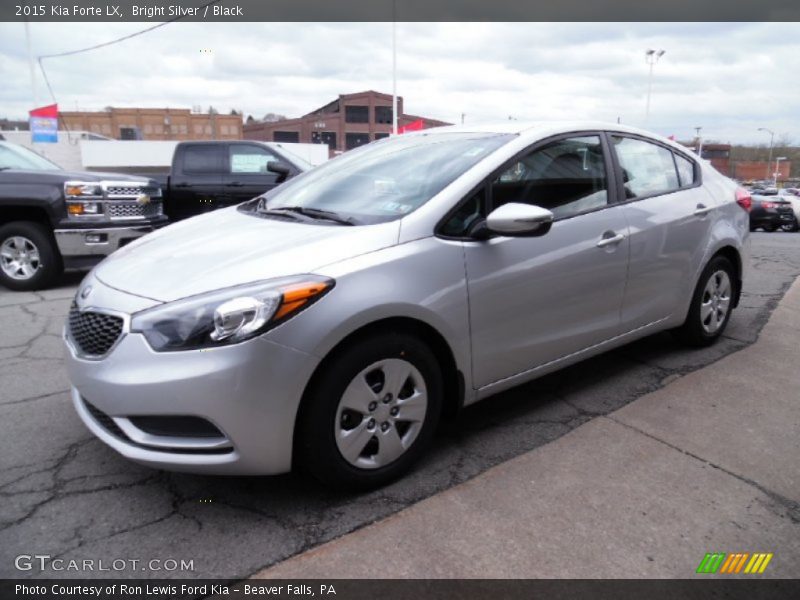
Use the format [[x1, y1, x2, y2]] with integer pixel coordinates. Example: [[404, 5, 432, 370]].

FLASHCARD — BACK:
[[334, 358, 428, 470], [700, 270, 731, 334], [0, 236, 41, 280]]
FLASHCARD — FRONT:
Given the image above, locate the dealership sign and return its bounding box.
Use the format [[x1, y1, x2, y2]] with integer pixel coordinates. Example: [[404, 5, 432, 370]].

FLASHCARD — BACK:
[[29, 104, 58, 143]]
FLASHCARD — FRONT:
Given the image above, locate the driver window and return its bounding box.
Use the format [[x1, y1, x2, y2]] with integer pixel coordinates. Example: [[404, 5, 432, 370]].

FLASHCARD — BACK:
[[492, 135, 609, 219], [229, 145, 279, 175]]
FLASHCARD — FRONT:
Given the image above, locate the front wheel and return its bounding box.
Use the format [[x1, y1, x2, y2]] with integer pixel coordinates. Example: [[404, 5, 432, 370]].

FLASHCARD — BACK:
[[296, 332, 443, 489], [672, 255, 736, 347], [0, 221, 62, 291]]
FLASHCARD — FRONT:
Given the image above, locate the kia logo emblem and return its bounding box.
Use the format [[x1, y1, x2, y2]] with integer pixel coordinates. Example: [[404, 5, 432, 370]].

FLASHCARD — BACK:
[[80, 285, 92, 300]]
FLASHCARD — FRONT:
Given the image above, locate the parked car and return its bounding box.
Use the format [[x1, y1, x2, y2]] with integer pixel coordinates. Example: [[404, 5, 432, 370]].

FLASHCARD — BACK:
[[0, 141, 167, 290], [749, 194, 797, 232], [777, 190, 800, 229], [65, 122, 749, 488], [140, 141, 312, 221]]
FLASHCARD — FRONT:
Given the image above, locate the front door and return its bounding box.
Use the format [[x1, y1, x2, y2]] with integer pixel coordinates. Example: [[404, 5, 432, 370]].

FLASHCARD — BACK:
[[224, 143, 283, 205], [463, 134, 631, 389]]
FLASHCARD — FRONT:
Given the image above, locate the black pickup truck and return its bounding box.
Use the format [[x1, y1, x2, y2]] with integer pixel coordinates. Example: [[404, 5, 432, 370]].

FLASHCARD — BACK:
[[0, 141, 167, 290], [144, 140, 312, 221]]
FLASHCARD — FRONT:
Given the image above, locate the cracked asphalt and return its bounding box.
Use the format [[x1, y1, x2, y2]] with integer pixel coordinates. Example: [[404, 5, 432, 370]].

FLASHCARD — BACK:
[[1, 232, 799, 580]]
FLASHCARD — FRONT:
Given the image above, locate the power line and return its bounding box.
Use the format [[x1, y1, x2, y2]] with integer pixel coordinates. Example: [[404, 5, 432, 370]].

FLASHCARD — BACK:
[[36, 0, 221, 104]]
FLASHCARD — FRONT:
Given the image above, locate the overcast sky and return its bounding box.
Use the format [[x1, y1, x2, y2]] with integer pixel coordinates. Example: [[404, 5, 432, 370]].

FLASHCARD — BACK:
[[1, 21, 798, 144]]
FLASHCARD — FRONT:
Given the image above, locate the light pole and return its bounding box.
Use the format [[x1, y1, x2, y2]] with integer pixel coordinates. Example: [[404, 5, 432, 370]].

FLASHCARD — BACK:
[[391, 0, 397, 136], [694, 126, 703, 158], [758, 127, 775, 181], [774, 157, 787, 188], [644, 48, 665, 125]]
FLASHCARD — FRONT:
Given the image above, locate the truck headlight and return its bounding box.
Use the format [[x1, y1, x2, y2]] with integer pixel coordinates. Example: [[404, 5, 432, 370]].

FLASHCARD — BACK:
[[65, 182, 102, 197], [130, 276, 334, 351]]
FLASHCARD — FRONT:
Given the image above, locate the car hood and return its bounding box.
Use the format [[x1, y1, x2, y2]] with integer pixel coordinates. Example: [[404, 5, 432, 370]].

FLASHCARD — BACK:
[[94, 206, 401, 303], [0, 169, 153, 185]]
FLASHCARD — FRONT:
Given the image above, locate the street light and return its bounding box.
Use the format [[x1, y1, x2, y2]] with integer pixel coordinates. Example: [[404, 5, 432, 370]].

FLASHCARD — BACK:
[[774, 156, 788, 187], [694, 126, 703, 158], [758, 127, 775, 181], [644, 48, 665, 125]]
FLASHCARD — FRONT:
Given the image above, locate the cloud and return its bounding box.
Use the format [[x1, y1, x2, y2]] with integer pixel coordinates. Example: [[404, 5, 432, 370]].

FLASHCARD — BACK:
[[0, 21, 797, 144]]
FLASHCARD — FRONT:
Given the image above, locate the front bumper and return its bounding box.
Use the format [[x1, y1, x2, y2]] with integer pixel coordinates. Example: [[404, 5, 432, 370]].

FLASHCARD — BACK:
[[64, 285, 321, 475], [54, 222, 165, 259]]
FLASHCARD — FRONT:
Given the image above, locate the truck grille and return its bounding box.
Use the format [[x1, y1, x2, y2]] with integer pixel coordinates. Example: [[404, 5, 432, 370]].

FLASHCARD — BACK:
[[106, 185, 147, 196], [68, 302, 124, 357], [107, 201, 163, 219]]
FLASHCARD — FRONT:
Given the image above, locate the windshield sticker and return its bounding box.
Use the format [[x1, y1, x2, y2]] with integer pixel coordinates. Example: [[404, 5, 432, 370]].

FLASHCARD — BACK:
[[463, 147, 486, 157], [380, 201, 413, 213], [373, 179, 398, 195]]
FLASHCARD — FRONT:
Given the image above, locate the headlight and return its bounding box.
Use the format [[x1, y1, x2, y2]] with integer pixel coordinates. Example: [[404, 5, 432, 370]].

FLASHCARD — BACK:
[[65, 182, 102, 197], [130, 275, 334, 352]]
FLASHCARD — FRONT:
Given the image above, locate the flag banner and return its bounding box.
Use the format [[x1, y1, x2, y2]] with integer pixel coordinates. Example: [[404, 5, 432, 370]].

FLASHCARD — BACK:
[[29, 104, 59, 143]]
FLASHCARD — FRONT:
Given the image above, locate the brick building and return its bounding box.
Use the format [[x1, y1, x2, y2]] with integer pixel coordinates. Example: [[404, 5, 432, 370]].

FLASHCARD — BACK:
[[243, 91, 450, 154], [679, 142, 731, 176], [730, 161, 791, 182], [58, 107, 242, 141]]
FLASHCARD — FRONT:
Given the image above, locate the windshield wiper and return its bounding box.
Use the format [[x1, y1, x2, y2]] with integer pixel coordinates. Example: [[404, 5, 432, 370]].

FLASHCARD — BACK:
[[263, 205, 357, 226]]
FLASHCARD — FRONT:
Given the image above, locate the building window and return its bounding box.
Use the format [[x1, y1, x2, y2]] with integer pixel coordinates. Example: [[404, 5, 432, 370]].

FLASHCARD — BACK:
[[194, 124, 204, 134], [345, 105, 369, 124], [375, 106, 393, 124], [274, 131, 300, 143], [374, 132, 390, 141], [312, 131, 337, 150], [220, 125, 230, 135], [346, 132, 370, 150]]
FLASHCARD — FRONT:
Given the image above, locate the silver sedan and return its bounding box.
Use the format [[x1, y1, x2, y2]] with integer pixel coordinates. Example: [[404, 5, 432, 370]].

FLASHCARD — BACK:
[[64, 122, 750, 488]]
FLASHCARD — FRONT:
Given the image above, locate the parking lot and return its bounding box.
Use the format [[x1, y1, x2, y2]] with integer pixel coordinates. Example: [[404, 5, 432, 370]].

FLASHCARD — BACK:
[[1, 232, 799, 580]]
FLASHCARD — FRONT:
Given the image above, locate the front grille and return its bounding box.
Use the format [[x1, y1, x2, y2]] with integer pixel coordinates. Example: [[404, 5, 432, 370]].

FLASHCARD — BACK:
[[83, 399, 127, 440], [68, 302, 124, 356], [107, 201, 163, 219], [106, 185, 146, 196]]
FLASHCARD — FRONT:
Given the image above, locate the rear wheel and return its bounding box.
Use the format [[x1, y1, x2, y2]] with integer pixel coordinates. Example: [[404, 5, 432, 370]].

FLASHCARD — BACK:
[[673, 255, 736, 347], [0, 222, 62, 291], [297, 332, 443, 489]]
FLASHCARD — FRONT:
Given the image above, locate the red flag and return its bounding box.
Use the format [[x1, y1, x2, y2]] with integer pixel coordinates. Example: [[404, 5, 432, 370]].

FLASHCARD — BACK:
[[668, 134, 676, 141], [29, 104, 58, 118], [398, 119, 424, 134]]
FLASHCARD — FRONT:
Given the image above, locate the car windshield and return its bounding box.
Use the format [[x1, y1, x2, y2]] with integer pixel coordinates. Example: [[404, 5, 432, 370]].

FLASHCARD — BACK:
[[246, 132, 514, 224], [0, 143, 62, 171]]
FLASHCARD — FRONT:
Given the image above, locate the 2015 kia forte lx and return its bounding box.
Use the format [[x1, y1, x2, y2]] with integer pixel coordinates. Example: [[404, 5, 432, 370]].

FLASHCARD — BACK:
[[64, 122, 750, 488]]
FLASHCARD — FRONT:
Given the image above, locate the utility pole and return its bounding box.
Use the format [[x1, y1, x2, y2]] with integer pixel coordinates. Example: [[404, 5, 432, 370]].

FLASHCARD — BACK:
[[644, 49, 665, 126], [694, 126, 703, 158], [25, 21, 38, 108], [391, 0, 398, 136], [758, 127, 775, 181]]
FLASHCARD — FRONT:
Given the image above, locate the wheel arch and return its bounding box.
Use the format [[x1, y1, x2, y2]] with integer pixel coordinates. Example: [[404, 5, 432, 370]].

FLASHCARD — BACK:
[[292, 316, 465, 466]]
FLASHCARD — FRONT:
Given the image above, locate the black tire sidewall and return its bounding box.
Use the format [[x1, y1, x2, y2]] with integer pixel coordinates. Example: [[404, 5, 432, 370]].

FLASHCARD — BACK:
[[298, 332, 443, 489], [0, 222, 61, 291]]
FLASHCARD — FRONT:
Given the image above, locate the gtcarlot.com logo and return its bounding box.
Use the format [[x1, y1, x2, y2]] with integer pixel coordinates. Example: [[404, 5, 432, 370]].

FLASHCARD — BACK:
[[696, 552, 773, 574], [14, 554, 194, 573]]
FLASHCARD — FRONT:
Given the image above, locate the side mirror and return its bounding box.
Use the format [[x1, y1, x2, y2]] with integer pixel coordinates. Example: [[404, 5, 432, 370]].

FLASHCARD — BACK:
[[267, 161, 292, 183], [485, 203, 554, 237]]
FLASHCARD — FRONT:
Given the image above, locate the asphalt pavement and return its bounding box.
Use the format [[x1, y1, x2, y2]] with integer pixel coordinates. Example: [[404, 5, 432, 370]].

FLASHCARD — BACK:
[[1, 232, 799, 579]]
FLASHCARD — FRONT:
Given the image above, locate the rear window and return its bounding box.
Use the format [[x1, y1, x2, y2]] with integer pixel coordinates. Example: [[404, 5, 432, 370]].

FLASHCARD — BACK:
[[182, 146, 223, 174]]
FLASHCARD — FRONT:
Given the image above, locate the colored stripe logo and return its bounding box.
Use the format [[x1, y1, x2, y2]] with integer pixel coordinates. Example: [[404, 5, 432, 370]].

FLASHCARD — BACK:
[[696, 552, 773, 574]]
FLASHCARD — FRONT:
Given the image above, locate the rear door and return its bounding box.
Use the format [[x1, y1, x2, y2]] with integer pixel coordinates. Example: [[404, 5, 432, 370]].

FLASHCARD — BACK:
[[460, 133, 631, 389], [168, 144, 225, 221], [224, 143, 284, 205], [609, 134, 716, 329]]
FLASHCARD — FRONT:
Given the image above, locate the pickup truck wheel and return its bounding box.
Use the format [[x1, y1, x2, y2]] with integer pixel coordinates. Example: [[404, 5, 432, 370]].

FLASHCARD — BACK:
[[0, 222, 62, 291]]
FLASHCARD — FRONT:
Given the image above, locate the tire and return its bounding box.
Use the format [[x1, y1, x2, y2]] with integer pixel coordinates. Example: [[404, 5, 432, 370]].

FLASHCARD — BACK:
[[296, 332, 443, 490], [780, 222, 799, 232], [0, 221, 62, 291], [762, 224, 776, 232], [672, 255, 736, 347]]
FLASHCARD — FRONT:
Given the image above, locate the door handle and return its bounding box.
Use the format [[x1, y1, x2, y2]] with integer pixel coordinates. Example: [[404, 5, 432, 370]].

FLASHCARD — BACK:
[[596, 232, 625, 248], [694, 204, 713, 216], [226, 181, 244, 187], [174, 182, 190, 188]]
